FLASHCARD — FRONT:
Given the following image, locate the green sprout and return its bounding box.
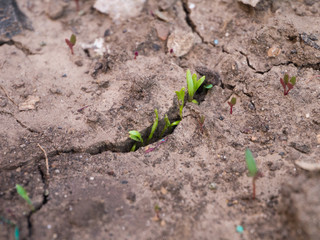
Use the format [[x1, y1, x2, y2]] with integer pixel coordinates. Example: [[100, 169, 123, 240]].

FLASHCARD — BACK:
[[280, 74, 296, 95], [204, 84, 213, 89], [245, 149, 263, 200], [186, 69, 205, 104], [175, 87, 185, 119], [16, 184, 35, 211], [129, 130, 143, 151], [197, 115, 205, 134], [0, 216, 20, 240], [228, 97, 236, 114], [160, 114, 180, 138], [129, 109, 159, 151], [65, 34, 76, 55], [147, 109, 159, 144]]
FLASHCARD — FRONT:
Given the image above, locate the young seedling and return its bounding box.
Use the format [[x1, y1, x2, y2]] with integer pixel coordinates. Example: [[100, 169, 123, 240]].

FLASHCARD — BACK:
[[228, 97, 236, 114], [175, 87, 185, 119], [245, 149, 263, 200], [16, 184, 35, 211], [186, 69, 205, 104], [204, 84, 213, 89], [75, 0, 79, 11], [0, 216, 19, 240], [280, 74, 296, 95], [152, 204, 161, 222], [65, 34, 76, 55], [129, 130, 143, 151], [197, 115, 205, 134], [147, 109, 158, 144], [129, 109, 159, 151], [134, 51, 138, 60], [160, 114, 180, 138]]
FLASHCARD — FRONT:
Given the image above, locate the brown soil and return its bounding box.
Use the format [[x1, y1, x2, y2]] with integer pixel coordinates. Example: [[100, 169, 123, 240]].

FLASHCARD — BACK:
[[1, 0, 320, 239]]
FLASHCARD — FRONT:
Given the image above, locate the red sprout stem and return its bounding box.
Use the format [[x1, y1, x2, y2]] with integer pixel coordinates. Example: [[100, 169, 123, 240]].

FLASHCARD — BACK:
[[75, 0, 79, 11], [252, 178, 256, 200], [134, 51, 138, 59], [65, 39, 74, 55]]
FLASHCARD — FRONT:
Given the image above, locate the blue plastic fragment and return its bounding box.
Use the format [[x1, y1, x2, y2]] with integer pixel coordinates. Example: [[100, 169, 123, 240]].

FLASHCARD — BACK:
[[214, 39, 219, 45], [236, 225, 244, 233]]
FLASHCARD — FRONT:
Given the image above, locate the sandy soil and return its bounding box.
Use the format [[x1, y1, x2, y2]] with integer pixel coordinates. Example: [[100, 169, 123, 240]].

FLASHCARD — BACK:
[[1, 0, 320, 239]]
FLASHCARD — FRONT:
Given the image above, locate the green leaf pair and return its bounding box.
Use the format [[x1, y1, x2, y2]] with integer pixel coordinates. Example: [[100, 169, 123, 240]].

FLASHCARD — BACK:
[[186, 69, 205, 104], [283, 74, 296, 86]]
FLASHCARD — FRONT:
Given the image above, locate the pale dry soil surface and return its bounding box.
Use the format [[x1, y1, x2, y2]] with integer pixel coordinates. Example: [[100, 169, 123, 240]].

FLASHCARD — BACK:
[[0, 0, 320, 240]]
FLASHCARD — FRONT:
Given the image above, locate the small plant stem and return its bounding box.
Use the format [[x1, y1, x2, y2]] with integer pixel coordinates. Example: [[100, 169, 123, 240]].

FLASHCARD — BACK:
[[75, 0, 79, 11], [252, 178, 256, 200], [228, 102, 233, 114]]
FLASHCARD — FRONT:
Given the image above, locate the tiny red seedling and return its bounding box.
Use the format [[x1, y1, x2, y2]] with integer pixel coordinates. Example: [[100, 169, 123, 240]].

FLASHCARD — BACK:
[[280, 74, 296, 95], [134, 51, 138, 59], [75, 0, 79, 11], [228, 97, 236, 114], [245, 149, 263, 200], [152, 204, 161, 222], [197, 115, 205, 134], [65, 34, 76, 55]]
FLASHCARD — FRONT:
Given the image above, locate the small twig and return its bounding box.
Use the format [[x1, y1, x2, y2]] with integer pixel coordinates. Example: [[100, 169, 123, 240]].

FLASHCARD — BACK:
[[144, 137, 167, 154], [77, 105, 90, 113], [37, 144, 49, 177], [0, 85, 18, 106]]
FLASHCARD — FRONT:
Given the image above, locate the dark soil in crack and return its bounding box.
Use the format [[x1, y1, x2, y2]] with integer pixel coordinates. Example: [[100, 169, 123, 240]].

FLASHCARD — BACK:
[[1, 0, 320, 239]]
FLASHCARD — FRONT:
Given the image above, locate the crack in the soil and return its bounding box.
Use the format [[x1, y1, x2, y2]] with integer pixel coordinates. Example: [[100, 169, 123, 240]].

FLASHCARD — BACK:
[[239, 51, 260, 73], [237, 50, 318, 74], [26, 166, 49, 238], [0, 39, 35, 55], [181, 0, 205, 43], [0, 110, 40, 133]]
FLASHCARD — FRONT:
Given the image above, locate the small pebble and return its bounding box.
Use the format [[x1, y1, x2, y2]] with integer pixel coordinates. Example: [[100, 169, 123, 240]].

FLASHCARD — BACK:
[[75, 60, 83, 67], [47, 224, 52, 229], [104, 29, 111, 37], [188, 3, 195, 9], [208, 182, 217, 190], [62, 74, 67, 77], [121, 180, 128, 184], [306, 113, 310, 118], [89, 177, 94, 181]]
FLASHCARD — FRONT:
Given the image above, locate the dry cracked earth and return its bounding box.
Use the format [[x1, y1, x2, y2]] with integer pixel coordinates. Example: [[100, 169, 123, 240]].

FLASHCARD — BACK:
[[1, 0, 320, 239]]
